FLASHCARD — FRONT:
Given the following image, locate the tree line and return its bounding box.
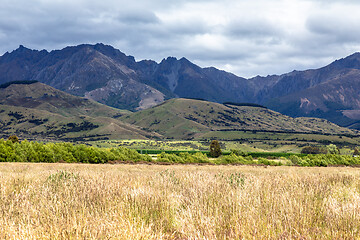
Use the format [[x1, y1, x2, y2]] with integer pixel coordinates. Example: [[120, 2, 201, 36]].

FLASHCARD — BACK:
[[1, 137, 360, 167], [0, 137, 151, 163]]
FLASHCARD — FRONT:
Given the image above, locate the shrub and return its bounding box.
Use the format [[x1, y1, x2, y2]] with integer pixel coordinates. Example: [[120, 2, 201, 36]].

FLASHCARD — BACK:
[[326, 144, 340, 155], [8, 135, 19, 143], [257, 157, 282, 166], [157, 152, 210, 164], [289, 155, 302, 165], [289, 154, 360, 167], [301, 146, 327, 154], [353, 147, 360, 156], [157, 152, 184, 163], [219, 153, 251, 164], [111, 147, 151, 162], [230, 149, 248, 156]]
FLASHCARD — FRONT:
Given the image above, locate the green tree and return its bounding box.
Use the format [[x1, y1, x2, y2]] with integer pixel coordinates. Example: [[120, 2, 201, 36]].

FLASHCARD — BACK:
[[8, 135, 19, 143], [209, 140, 222, 158], [301, 146, 327, 154], [327, 144, 340, 155], [353, 147, 360, 156]]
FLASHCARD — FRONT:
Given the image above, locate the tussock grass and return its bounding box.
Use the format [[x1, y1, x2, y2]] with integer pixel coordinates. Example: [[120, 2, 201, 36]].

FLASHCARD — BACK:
[[0, 163, 360, 239]]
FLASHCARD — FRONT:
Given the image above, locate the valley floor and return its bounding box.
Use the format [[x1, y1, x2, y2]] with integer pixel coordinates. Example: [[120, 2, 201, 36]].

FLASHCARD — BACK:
[[90, 137, 360, 155], [0, 163, 359, 239]]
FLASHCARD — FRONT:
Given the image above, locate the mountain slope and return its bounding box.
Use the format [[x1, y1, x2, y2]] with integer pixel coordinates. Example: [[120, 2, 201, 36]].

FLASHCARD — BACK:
[[0, 81, 160, 140], [121, 98, 356, 139], [141, 57, 252, 103], [0, 44, 165, 111], [2, 44, 360, 129], [265, 54, 360, 127], [250, 53, 360, 102], [0, 44, 254, 110]]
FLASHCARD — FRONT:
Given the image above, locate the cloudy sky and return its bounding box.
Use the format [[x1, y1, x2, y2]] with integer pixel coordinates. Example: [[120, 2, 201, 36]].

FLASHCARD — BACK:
[[1, 0, 360, 78]]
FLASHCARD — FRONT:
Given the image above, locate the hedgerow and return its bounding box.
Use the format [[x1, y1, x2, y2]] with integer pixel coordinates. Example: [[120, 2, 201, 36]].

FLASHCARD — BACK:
[[294, 154, 360, 167], [0, 139, 150, 163], [1, 139, 360, 167]]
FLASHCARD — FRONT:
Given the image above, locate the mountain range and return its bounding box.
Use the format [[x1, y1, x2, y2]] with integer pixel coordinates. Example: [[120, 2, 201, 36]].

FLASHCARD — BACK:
[[1, 43, 360, 129]]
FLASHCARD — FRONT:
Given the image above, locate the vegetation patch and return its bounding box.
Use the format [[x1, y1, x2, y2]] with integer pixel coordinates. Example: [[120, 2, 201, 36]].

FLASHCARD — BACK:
[[0, 80, 38, 89], [223, 102, 267, 108], [1, 138, 360, 167], [0, 139, 151, 163]]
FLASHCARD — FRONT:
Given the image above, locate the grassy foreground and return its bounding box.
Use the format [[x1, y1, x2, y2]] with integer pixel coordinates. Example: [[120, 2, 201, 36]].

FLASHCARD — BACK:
[[0, 163, 360, 239]]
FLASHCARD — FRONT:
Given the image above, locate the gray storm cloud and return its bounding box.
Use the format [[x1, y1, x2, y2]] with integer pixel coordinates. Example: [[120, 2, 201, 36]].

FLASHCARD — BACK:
[[0, 0, 360, 77]]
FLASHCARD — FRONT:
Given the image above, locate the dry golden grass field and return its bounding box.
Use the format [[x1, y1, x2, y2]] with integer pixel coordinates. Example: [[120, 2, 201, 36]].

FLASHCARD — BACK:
[[0, 163, 360, 239]]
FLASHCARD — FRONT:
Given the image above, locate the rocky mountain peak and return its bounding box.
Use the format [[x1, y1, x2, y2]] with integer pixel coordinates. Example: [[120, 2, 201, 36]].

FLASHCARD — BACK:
[[160, 56, 178, 64], [328, 52, 360, 70], [0, 45, 48, 64]]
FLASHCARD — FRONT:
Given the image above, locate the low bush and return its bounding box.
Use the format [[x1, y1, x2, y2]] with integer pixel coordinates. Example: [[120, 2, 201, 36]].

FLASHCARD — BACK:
[[301, 146, 327, 154], [257, 157, 282, 166], [218, 153, 251, 164], [230, 149, 248, 156], [287, 154, 360, 167], [156, 152, 210, 164], [157, 152, 184, 163]]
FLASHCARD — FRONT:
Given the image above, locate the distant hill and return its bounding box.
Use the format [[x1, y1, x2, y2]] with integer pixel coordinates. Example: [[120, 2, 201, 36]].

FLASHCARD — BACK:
[[121, 98, 356, 139], [0, 82, 160, 141], [2, 44, 360, 129]]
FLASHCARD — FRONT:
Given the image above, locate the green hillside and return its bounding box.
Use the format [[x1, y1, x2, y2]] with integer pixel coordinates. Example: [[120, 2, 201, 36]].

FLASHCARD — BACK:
[[121, 98, 357, 139], [1, 83, 357, 144], [0, 82, 160, 141]]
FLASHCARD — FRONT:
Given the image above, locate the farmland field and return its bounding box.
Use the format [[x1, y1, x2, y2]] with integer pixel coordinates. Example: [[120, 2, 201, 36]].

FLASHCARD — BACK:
[[88, 133, 360, 154], [1, 163, 360, 239]]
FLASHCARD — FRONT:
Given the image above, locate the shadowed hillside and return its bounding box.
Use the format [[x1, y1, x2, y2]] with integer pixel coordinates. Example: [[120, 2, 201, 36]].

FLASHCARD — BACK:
[[121, 98, 356, 139], [0, 82, 160, 141]]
